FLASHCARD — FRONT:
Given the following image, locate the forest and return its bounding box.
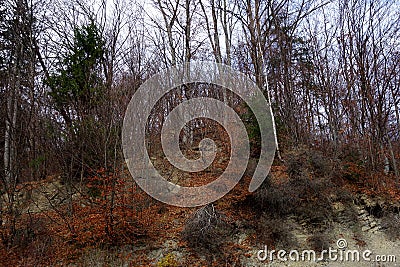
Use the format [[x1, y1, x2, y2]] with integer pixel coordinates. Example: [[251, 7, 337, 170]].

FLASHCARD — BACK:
[[0, 0, 399, 266]]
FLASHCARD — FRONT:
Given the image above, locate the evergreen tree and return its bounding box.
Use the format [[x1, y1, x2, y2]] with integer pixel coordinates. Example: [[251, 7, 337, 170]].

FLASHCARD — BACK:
[[46, 22, 106, 180], [47, 22, 105, 127]]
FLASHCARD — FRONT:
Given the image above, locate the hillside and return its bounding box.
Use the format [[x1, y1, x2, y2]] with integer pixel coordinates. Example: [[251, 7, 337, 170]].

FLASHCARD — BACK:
[[1, 145, 400, 266], [1, 0, 400, 266]]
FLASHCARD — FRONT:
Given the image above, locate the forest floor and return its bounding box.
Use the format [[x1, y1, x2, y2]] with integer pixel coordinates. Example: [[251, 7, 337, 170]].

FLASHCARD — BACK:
[[2, 148, 400, 266], [73, 166, 400, 267]]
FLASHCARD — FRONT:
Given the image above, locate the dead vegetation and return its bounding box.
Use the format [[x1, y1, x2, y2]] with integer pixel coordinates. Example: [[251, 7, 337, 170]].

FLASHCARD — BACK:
[[182, 204, 231, 253]]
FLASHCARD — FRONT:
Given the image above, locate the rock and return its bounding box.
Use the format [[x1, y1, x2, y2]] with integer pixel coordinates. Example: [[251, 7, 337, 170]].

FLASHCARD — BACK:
[[240, 250, 263, 267], [148, 248, 163, 260], [358, 214, 367, 220], [237, 233, 248, 245], [295, 234, 309, 240], [362, 226, 370, 232], [298, 219, 307, 226], [358, 209, 367, 215], [329, 193, 338, 201], [370, 226, 380, 233], [333, 202, 346, 212], [235, 220, 243, 228], [171, 251, 184, 261], [163, 240, 178, 250], [366, 200, 377, 207]]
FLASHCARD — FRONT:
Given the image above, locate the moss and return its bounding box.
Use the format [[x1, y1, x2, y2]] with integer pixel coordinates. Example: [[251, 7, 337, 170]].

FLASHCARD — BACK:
[[157, 253, 178, 267]]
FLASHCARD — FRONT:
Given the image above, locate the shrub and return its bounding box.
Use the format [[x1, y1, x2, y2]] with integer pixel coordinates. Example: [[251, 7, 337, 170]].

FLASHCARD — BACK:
[[338, 145, 366, 182], [181, 204, 230, 252], [286, 147, 332, 179], [253, 147, 343, 234], [256, 216, 298, 249], [253, 175, 300, 217]]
